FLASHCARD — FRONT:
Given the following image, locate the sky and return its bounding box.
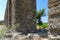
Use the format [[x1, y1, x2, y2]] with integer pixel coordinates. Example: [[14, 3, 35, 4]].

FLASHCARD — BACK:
[[36, 0, 48, 23], [0, 0, 7, 21], [0, 0, 48, 23]]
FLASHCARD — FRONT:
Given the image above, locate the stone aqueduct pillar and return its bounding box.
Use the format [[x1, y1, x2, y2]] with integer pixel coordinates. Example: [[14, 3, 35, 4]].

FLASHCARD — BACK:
[[4, 0, 36, 33], [4, 0, 12, 28], [48, 0, 60, 40]]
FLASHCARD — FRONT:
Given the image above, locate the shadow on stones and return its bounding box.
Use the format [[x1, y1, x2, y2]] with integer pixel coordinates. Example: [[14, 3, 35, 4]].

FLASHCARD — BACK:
[[15, 26, 48, 37]]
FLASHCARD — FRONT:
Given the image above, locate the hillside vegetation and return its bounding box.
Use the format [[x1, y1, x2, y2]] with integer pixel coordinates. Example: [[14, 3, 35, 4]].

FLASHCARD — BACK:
[[0, 22, 3, 25]]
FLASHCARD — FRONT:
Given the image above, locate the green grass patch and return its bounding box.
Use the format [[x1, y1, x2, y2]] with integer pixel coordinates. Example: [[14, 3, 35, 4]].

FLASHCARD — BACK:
[[41, 23, 48, 28], [36, 23, 48, 29]]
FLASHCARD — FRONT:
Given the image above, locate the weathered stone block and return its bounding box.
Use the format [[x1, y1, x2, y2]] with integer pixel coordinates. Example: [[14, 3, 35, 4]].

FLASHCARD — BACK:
[[48, 0, 60, 40], [4, 0, 36, 34]]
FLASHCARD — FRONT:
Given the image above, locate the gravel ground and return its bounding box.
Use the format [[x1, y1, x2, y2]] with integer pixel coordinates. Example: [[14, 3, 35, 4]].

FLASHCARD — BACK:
[[0, 25, 48, 40]]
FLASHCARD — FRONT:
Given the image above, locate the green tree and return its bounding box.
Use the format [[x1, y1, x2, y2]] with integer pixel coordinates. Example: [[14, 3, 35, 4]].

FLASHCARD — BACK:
[[36, 8, 45, 25]]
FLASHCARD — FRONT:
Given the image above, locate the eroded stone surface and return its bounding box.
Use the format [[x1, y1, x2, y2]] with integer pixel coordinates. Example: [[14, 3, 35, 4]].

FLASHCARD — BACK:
[[48, 0, 60, 40], [4, 0, 36, 34]]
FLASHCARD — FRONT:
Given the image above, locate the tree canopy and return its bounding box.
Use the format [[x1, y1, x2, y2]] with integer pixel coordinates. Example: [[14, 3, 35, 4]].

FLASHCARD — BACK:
[[36, 8, 45, 25]]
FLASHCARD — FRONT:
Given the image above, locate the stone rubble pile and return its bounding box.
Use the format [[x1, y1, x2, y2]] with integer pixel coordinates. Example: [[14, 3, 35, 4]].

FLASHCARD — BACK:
[[0, 30, 48, 40]]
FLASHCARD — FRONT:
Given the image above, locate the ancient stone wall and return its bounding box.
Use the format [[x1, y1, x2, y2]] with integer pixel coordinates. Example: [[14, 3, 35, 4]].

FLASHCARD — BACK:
[[15, 0, 36, 33], [4, 0, 12, 27], [4, 2, 8, 27], [48, 0, 60, 40], [4, 0, 36, 33]]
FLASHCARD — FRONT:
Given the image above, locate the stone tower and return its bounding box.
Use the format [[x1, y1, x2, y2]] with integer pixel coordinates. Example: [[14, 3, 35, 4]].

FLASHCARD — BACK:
[[48, 0, 60, 40], [4, 0, 36, 34]]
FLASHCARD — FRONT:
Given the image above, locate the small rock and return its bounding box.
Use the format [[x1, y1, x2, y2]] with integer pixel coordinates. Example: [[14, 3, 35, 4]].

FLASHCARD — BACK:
[[4, 33, 12, 38]]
